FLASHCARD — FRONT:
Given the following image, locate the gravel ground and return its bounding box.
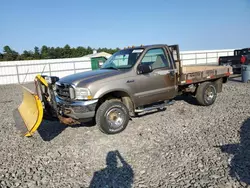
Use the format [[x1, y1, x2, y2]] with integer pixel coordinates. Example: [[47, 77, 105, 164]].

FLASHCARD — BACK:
[[0, 76, 250, 188]]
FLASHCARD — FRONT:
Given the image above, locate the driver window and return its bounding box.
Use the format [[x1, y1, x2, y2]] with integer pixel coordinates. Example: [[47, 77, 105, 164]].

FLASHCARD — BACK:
[[141, 48, 169, 69]]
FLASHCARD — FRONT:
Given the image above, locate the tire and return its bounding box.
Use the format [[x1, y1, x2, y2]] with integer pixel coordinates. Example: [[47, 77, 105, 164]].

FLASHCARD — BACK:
[[196, 82, 217, 106], [95, 99, 130, 134]]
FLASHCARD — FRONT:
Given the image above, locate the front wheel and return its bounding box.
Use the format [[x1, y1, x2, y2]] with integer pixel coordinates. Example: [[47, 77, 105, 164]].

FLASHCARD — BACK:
[[196, 82, 217, 106], [95, 99, 130, 134]]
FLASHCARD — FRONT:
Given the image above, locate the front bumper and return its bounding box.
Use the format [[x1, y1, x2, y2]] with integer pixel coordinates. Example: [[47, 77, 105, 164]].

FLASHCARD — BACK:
[[56, 96, 98, 120]]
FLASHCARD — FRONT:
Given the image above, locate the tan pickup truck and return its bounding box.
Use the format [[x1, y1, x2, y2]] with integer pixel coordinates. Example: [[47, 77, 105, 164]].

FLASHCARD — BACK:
[[14, 44, 233, 136]]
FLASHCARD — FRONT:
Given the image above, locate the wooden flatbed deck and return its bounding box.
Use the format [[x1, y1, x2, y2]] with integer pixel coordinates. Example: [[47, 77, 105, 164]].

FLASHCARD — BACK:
[[179, 65, 233, 85], [182, 66, 229, 74]]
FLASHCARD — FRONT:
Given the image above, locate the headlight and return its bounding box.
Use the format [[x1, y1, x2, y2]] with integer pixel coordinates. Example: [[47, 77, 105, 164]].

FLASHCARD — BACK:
[[74, 88, 93, 100]]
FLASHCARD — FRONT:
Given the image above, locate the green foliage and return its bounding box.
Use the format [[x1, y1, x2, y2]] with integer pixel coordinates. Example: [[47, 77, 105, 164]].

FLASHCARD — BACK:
[[2, 46, 19, 61], [34, 46, 40, 59], [0, 45, 121, 61], [20, 50, 34, 60], [41, 45, 49, 59]]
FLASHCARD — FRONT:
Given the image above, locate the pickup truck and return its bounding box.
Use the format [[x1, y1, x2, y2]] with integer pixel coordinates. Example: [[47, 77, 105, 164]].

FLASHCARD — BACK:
[[34, 44, 232, 135], [219, 48, 250, 74]]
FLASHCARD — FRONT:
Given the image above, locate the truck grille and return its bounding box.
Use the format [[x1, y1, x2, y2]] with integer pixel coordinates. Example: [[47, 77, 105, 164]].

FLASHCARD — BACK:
[[55, 82, 74, 99]]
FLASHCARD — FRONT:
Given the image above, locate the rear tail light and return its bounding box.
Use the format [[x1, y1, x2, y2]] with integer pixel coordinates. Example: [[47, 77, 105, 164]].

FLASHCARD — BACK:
[[241, 56, 246, 64]]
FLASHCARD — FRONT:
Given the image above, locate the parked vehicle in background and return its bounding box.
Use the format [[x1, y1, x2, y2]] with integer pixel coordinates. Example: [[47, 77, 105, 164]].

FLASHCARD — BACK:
[[219, 48, 250, 74]]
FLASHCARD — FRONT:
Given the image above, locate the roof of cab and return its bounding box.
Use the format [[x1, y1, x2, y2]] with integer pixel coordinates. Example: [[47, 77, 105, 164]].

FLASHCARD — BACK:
[[124, 44, 168, 50]]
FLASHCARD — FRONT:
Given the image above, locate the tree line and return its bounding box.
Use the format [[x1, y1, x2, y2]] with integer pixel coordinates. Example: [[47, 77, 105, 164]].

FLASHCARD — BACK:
[[0, 45, 120, 61]]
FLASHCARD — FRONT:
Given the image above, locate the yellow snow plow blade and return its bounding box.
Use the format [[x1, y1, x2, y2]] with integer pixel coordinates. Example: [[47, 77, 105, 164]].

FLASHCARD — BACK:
[[13, 86, 44, 137]]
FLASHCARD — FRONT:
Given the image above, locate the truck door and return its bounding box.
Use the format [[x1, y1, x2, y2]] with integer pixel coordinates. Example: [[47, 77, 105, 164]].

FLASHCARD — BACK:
[[134, 47, 178, 106]]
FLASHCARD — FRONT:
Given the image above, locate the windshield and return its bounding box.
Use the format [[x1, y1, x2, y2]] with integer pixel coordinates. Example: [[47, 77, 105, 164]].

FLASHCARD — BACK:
[[241, 49, 250, 55], [101, 48, 144, 69], [235, 49, 250, 56]]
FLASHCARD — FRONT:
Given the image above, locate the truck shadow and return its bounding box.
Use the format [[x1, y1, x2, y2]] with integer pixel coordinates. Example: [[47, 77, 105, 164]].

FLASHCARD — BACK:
[[215, 118, 250, 185], [37, 119, 95, 141], [133, 96, 198, 118], [89, 150, 134, 188], [174, 95, 199, 105], [134, 108, 166, 118]]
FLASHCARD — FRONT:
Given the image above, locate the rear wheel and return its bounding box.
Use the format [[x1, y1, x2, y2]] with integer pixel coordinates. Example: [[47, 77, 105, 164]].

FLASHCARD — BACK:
[[95, 99, 130, 134], [196, 82, 217, 106]]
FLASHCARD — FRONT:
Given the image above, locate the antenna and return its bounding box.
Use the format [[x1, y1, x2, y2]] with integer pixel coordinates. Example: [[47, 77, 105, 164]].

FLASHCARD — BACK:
[[21, 64, 47, 85], [41, 64, 46, 76], [21, 68, 29, 85]]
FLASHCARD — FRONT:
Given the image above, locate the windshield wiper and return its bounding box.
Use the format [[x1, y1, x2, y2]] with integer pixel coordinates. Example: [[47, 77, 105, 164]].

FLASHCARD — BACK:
[[101, 66, 119, 70]]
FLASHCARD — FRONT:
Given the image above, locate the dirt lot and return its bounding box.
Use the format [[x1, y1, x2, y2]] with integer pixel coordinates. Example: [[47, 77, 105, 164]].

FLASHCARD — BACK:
[[0, 77, 250, 188]]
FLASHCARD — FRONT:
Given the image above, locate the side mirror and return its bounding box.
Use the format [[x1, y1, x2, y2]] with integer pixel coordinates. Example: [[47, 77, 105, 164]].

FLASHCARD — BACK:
[[137, 64, 152, 74]]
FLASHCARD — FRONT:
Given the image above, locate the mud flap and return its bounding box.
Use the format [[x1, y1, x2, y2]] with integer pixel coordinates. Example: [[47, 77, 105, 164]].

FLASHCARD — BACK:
[[13, 86, 44, 137]]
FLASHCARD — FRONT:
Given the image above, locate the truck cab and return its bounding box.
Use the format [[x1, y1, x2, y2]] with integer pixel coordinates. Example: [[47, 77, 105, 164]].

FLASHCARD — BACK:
[[125, 45, 178, 106]]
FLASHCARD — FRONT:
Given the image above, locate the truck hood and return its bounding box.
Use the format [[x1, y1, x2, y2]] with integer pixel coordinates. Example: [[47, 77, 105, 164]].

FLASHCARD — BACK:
[[58, 69, 125, 87]]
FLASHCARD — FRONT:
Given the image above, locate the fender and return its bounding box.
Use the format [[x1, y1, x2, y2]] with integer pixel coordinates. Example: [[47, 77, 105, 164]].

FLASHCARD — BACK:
[[93, 85, 135, 104]]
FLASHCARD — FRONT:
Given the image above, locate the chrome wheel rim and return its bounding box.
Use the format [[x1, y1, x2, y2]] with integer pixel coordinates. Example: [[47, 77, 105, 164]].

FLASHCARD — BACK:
[[106, 108, 125, 129], [205, 86, 215, 101]]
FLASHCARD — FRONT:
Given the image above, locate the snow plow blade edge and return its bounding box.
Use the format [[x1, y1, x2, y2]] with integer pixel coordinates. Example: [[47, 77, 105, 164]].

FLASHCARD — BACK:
[[13, 86, 44, 137]]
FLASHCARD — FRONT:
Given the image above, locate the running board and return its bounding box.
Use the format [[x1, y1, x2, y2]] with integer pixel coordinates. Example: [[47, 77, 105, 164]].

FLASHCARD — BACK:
[[135, 100, 175, 113]]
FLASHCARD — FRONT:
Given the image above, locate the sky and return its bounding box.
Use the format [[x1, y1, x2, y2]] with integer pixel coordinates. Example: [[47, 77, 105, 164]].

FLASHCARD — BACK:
[[1, 0, 250, 53]]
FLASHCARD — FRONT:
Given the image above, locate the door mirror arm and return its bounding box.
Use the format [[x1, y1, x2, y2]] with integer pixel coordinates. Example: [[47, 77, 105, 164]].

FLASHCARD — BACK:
[[169, 70, 175, 76]]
